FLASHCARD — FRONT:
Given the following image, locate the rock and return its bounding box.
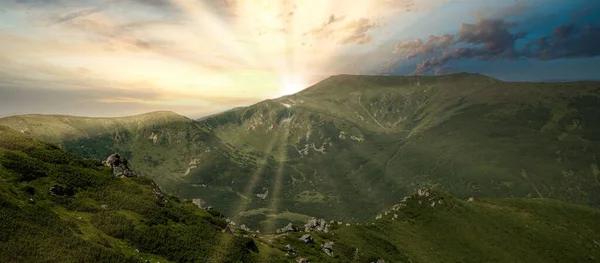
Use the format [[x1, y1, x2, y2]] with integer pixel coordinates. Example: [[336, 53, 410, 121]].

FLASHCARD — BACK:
[[467, 197, 474, 202], [192, 199, 208, 210], [370, 260, 385, 263], [285, 244, 296, 255], [240, 224, 251, 232], [104, 153, 136, 178], [322, 241, 334, 257], [376, 214, 382, 220], [100, 204, 108, 210], [256, 189, 269, 199], [149, 181, 167, 205], [304, 217, 330, 233], [296, 257, 309, 263], [299, 234, 313, 244], [276, 223, 299, 233], [49, 185, 65, 196]]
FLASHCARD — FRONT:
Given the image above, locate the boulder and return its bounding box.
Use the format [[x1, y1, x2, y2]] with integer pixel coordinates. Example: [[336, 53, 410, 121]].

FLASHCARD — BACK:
[[299, 234, 313, 244], [104, 153, 136, 178], [322, 241, 334, 257], [304, 217, 329, 233], [192, 199, 208, 210], [276, 222, 299, 233]]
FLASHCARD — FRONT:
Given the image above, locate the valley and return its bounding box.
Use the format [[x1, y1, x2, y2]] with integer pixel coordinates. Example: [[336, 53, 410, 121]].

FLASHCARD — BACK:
[[2, 73, 600, 231]]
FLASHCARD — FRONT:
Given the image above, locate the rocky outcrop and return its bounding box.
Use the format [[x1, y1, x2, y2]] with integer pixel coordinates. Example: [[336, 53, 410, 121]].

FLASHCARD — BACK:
[[192, 199, 208, 210], [104, 153, 136, 178], [304, 217, 329, 233], [299, 234, 313, 244], [322, 241, 334, 257], [276, 222, 299, 233]]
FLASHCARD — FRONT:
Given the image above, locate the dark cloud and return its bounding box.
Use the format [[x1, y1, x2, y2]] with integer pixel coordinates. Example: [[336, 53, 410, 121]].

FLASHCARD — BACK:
[[526, 23, 600, 60], [395, 19, 527, 74], [53, 7, 101, 24], [395, 10, 600, 74], [394, 34, 454, 59]]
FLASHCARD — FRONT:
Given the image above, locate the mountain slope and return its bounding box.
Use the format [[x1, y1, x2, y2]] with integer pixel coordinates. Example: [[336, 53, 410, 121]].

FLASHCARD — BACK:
[[2, 73, 600, 230], [1, 126, 600, 262], [0, 125, 264, 263], [192, 73, 600, 228]]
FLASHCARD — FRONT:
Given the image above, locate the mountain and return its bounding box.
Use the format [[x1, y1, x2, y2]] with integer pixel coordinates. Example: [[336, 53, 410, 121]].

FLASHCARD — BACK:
[[1, 126, 600, 262], [2, 73, 600, 230]]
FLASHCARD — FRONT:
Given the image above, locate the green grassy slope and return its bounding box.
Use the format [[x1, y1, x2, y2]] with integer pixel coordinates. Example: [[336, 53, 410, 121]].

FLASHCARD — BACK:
[[2, 73, 600, 230], [1, 126, 599, 263], [192, 73, 600, 228], [0, 126, 263, 263]]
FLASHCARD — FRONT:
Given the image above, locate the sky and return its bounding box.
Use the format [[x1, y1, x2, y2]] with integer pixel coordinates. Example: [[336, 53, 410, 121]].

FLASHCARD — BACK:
[[0, 0, 599, 118]]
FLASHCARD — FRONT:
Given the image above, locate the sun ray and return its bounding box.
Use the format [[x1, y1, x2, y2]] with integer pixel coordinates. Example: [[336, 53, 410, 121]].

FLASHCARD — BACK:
[[262, 111, 293, 233]]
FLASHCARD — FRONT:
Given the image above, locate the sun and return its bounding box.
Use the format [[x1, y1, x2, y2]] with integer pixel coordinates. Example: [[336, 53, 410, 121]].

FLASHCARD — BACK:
[[281, 80, 305, 96]]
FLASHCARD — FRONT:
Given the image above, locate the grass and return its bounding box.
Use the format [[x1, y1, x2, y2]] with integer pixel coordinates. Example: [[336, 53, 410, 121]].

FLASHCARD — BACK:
[[1, 73, 600, 230]]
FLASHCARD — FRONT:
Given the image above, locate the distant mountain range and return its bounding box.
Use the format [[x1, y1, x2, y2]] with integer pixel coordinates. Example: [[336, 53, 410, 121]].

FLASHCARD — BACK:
[[2, 73, 600, 232]]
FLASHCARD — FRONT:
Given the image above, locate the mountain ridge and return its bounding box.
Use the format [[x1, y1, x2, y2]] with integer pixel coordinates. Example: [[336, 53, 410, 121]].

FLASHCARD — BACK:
[[2, 73, 600, 230]]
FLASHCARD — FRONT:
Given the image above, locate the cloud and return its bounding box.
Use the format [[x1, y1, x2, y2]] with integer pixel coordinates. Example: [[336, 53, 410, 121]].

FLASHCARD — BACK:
[[53, 7, 102, 24], [526, 23, 600, 60], [394, 34, 454, 59], [339, 18, 378, 44], [395, 19, 527, 74]]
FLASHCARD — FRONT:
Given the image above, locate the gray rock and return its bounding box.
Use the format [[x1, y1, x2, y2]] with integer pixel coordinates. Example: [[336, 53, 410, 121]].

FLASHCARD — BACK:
[[296, 257, 309, 263], [322, 241, 334, 257], [104, 153, 136, 178], [299, 234, 313, 244], [304, 217, 330, 233], [277, 222, 299, 233], [192, 199, 208, 210]]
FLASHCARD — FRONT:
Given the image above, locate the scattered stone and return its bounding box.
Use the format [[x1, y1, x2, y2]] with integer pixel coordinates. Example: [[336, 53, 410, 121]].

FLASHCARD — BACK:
[[296, 257, 309, 263], [376, 214, 382, 220], [299, 234, 313, 244], [104, 153, 136, 178], [100, 204, 108, 210], [276, 222, 299, 233], [240, 224, 251, 232], [256, 189, 269, 199], [468, 197, 474, 202], [192, 199, 208, 210], [322, 241, 334, 257], [285, 244, 296, 255]]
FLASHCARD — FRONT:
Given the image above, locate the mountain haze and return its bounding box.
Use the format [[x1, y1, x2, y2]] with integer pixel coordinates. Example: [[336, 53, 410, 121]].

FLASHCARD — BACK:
[[2, 73, 600, 230]]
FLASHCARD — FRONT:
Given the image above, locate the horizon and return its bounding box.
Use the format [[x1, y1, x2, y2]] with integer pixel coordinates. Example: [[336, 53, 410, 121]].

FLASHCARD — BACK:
[[1, 0, 599, 118], [2, 71, 600, 119]]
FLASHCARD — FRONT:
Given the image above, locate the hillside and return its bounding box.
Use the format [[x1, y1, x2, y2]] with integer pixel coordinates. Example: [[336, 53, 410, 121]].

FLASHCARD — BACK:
[[2, 73, 600, 230], [193, 73, 600, 228], [1, 126, 599, 262]]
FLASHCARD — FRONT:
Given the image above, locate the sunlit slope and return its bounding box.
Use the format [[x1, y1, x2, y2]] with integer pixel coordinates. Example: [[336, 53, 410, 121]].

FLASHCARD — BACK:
[[1, 127, 599, 263], [270, 190, 600, 263], [0, 111, 253, 191], [193, 73, 600, 227], [2, 73, 600, 230], [0, 126, 262, 263]]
